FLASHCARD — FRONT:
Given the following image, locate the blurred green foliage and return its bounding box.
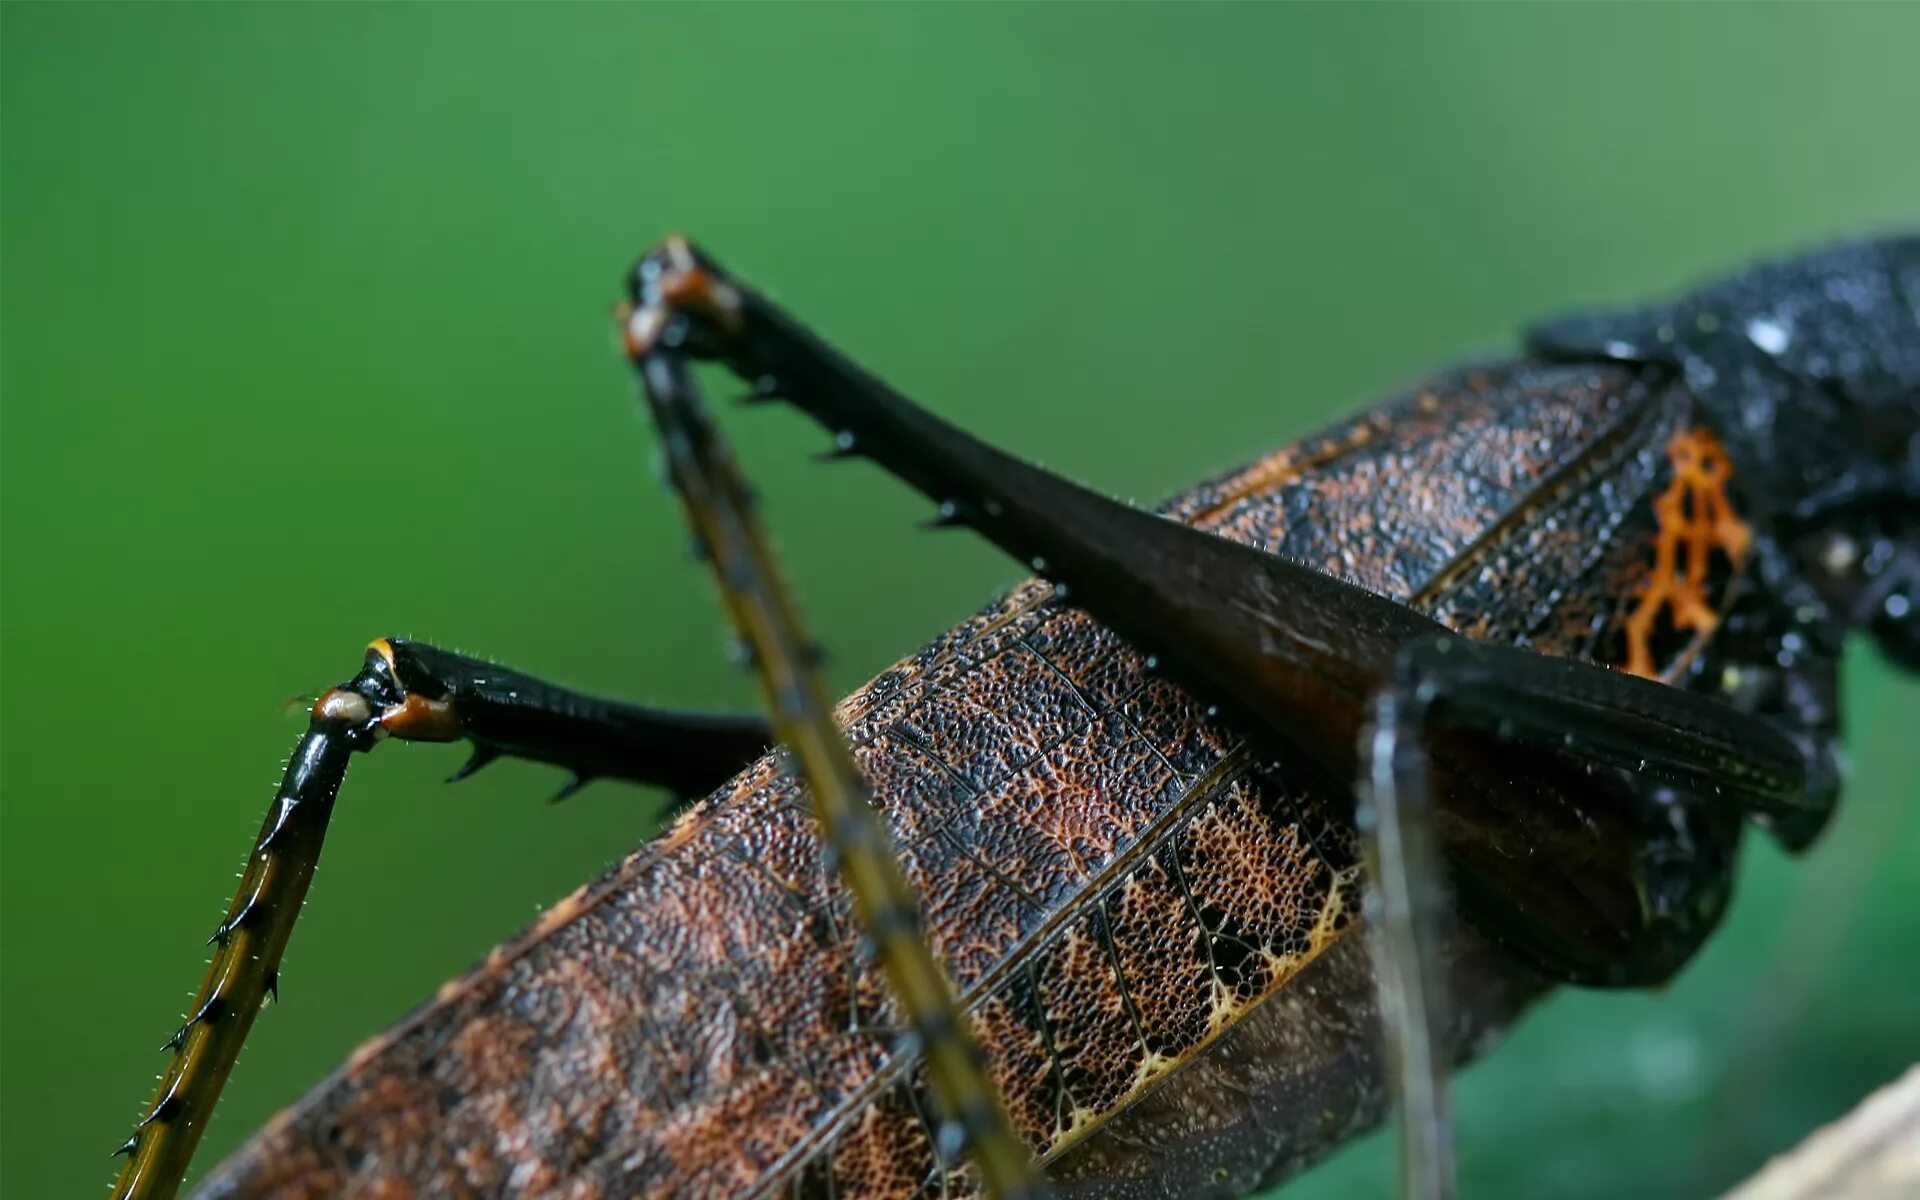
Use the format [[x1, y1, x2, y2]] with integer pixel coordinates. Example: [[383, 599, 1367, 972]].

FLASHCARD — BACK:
[[3, 6, 1916, 1199]]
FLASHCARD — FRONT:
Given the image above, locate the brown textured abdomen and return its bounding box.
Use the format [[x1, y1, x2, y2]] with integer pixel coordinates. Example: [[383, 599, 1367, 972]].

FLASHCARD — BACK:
[[197, 359, 1682, 1200]]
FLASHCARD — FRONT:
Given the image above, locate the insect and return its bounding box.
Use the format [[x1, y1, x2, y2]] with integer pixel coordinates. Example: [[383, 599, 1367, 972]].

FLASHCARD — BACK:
[[110, 233, 1919, 1200]]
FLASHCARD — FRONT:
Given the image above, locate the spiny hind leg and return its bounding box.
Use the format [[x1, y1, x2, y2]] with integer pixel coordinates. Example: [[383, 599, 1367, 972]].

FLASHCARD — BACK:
[[619, 236, 1463, 1200], [621, 235, 1462, 1197], [623, 237, 1837, 1200], [109, 638, 770, 1200], [622, 250, 1044, 1200]]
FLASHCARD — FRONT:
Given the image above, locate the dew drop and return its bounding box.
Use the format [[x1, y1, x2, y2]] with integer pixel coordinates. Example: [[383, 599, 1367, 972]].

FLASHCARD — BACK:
[[1745, 316, 1790, 355]]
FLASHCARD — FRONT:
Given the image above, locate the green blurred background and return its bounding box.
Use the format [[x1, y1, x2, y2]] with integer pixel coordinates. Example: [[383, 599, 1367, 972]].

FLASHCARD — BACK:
[[4, 6, 1916, 1198]]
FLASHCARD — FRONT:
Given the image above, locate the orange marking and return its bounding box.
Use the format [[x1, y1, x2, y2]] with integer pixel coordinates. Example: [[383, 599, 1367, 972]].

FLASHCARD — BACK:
[[655, 237, 743, 328], [1622, 426, 1752, 679], [378, 693, 463, 741], [365, 640, 466, 740]]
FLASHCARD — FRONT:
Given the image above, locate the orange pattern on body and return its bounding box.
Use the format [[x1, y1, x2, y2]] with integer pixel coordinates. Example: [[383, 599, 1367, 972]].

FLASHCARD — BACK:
[[1623, 427, 1753, 679]]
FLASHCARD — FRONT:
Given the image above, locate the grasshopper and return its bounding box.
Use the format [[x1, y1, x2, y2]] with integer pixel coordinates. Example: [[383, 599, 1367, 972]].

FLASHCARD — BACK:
[[112, 233, 1919, 1200]]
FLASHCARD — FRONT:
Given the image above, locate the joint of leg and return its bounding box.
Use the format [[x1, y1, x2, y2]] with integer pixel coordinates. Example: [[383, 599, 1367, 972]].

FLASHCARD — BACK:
[[312, 687, 373, 729], [622, 236, 745, 360], [311, 639, 466, 745], [376, 692, 464, 743]]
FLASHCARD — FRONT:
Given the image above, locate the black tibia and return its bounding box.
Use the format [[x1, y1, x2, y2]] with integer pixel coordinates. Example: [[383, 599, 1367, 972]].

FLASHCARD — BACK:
[[109, 640, 770, 1200], [624, 257, 1045, 1200], [379, 638, 772, 801], [627, 245, 1433, 756]]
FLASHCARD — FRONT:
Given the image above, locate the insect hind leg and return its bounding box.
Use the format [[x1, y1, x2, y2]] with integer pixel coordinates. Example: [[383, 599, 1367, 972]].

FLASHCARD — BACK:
[[1359, 685, 1458, 1200], [622, 246, 1044, 1200], [1359, 632, 1792, 1199], [621, 237, 1812, 1200]]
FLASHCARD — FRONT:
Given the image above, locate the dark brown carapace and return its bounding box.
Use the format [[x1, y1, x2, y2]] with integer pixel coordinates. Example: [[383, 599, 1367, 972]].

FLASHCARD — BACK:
[[119, 235, 1919, 1200]]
